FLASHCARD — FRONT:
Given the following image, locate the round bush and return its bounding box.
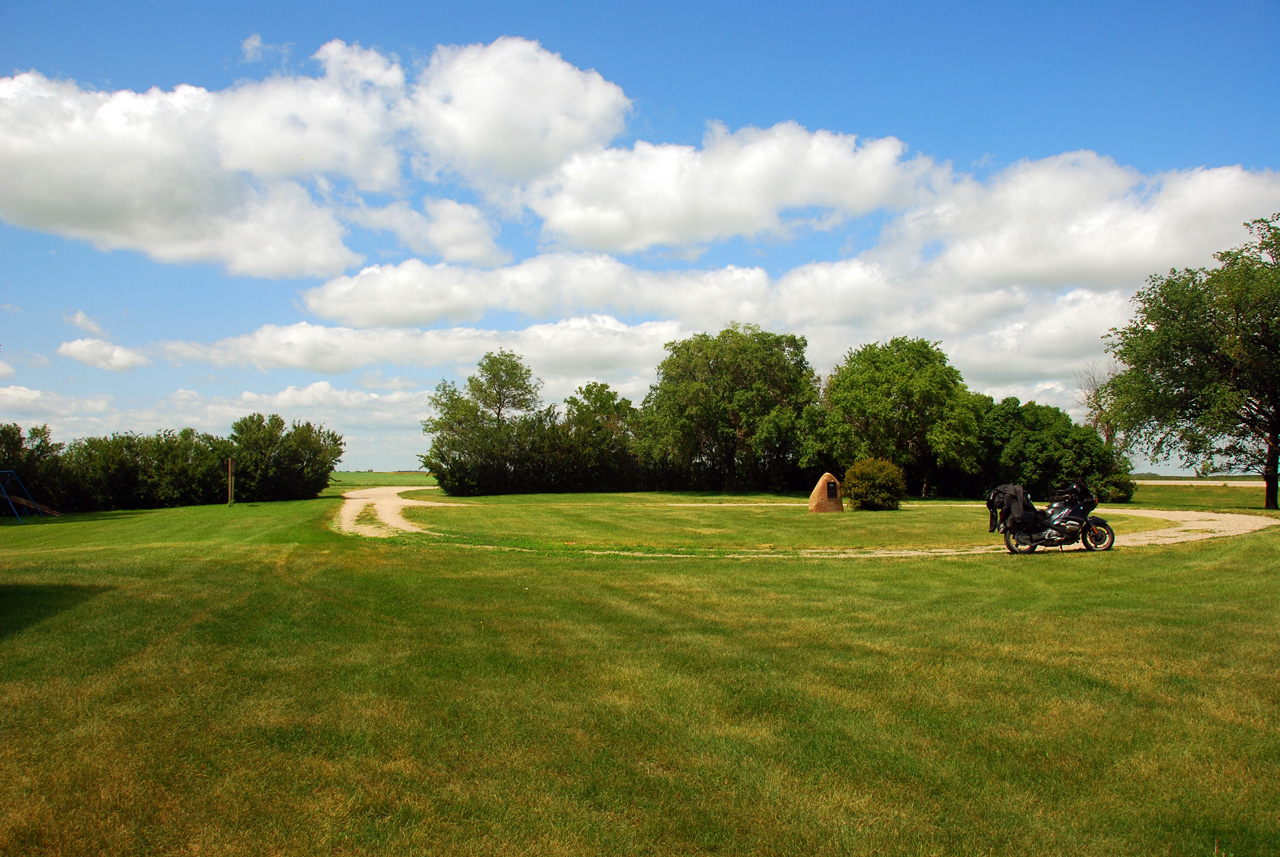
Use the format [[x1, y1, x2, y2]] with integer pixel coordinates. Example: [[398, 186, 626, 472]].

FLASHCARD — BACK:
[[843, 458, 907, 511], [1095, 474, 1136, 504]]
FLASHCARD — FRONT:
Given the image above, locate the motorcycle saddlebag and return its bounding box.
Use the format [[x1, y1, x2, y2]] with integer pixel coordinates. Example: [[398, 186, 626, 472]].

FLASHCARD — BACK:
[[987, 483, 1035, 533]]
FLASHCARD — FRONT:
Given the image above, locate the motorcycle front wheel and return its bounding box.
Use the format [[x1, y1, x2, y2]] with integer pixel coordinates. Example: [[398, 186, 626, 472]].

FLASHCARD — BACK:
[[1004, 530, 1038, 554], [1083, 522, 1115, 551]]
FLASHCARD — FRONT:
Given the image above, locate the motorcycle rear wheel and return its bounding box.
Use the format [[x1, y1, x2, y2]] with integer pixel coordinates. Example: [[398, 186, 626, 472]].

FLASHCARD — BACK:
[[1004, 530, 1038, 554], [1083, 522, 1115, 551]]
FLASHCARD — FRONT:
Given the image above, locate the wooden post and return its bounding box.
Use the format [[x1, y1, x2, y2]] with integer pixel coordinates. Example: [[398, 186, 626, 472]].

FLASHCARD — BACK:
[[227, 457, 236, 505]]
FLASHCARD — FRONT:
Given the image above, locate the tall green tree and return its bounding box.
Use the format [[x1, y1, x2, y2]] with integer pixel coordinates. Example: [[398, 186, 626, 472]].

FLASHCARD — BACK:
[[421, 350, 550, 495], [465, 349, 543, 424], [563, 382, 640, 491], [642, 324, 816, 492], [1106, 214, 1280, 509], [818, 337, 983, 496]]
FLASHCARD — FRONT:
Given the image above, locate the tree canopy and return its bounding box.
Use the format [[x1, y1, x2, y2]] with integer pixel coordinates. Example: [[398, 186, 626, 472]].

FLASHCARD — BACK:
[[978, 397, 1130, 501], [419, 327, 1130, 500], [1106, 214, 1280, 508], [642, 323, 816, 491], [421, 349, 548, 495], [466, 349, 543, 423], [563, 382, 641, 491], [230, 414, 346, 502], [817, 337, 983, 497]]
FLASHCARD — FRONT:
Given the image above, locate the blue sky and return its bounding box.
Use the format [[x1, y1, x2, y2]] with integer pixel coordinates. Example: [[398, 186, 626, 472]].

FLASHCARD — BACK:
[[3, 0, 1279, 470]]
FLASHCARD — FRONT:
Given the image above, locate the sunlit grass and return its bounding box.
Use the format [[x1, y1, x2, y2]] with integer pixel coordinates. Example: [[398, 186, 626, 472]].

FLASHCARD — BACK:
[[1, 483, 1277, 855], [393, 492, 1166, 554], [1128, 481, 1275, 513], [327, 470, 436, 493]]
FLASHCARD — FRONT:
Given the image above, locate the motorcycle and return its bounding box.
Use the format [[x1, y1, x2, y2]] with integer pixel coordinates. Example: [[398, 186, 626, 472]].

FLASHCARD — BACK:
[[988, 479, 1115, 554]]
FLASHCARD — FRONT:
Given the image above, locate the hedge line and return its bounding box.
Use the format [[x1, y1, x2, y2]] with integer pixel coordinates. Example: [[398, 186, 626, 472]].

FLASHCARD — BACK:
[[1, 414, 344, 514]]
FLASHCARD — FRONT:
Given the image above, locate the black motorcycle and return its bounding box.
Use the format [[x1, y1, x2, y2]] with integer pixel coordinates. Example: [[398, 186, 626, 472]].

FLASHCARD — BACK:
[[987, 479, 1115, 554]]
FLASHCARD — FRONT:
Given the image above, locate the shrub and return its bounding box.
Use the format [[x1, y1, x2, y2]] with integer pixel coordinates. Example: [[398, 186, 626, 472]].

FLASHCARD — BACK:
[[843, 458, 907, 511], [1095, 474, 1137, 504], [230, 414, 345, 502]]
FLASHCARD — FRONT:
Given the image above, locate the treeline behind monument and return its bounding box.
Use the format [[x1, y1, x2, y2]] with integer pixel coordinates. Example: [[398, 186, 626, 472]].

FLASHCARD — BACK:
[[1, 413, 344, 514], [423, 327, 1134, 501]]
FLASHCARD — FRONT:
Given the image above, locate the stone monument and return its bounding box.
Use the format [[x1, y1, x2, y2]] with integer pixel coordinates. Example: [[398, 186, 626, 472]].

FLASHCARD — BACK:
[[808, 472, 844, 513]]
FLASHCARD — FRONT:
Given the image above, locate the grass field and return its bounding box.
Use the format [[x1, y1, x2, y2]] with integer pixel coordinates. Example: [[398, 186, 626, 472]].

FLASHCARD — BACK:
[[330, 471, 439, 490], [385, 491, 1170, 555], [1127, 481, 1273, 513], [2, 479, 1278, 856]]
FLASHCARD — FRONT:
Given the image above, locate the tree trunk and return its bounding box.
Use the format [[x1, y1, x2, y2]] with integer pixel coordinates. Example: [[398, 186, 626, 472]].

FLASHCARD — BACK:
[[1265, 428, 1279, 511], [723, 446, 738, 493]]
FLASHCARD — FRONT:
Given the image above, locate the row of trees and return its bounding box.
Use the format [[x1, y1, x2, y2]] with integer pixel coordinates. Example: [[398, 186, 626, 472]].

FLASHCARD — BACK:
[[422, 329, 1133, 500], [1, 414, 345, 514]]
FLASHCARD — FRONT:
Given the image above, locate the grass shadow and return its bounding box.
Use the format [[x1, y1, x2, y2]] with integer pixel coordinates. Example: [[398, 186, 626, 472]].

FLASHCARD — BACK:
[[0, 583, 113, 640], [1, 509, 150, 526]]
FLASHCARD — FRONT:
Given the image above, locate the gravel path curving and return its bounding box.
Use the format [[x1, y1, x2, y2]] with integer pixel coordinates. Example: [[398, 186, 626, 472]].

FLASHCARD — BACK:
[[335, 485, 463, 538], [335, 487, 1279, 551], [1092, 507, 1279, 546]]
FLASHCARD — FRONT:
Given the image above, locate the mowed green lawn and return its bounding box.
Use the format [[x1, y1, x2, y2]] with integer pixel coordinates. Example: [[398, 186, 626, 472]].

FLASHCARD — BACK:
[[391, 491, 1170, 554], [1, 481, 1278, 856]]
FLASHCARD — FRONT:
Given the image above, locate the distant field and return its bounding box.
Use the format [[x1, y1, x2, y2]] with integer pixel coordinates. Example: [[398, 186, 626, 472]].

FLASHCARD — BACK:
[[1126, 481, 1273, 512], [329, 470, 438, 491], [1132, 474, 1264, 482], [2, 479, 1277, 856]]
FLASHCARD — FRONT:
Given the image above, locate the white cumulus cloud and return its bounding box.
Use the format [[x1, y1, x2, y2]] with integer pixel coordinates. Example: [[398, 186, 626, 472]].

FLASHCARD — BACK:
[[241, 34, 266, 63], [348, 197, 509, 266], [0, 384, 112, 417], [64, 310, 104, 334], [57, 338, 150, 370], [0, 37, 639, 278], [161, 316, 680, 392], [405, 36, 630, 184], [359, 371, 421, 391], [881, 153, 1280, 288], [214, 40, 406, 192], [239, 34, 291, 65], [0, 71, 362, 278], [528, 121, 942, 253], [421, 198, 511, 266], [303, 253, 772, 328]]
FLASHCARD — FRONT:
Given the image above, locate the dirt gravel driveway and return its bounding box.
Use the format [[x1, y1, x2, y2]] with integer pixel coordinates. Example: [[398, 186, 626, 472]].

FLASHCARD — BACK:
[[335, 485, 464, 538]]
